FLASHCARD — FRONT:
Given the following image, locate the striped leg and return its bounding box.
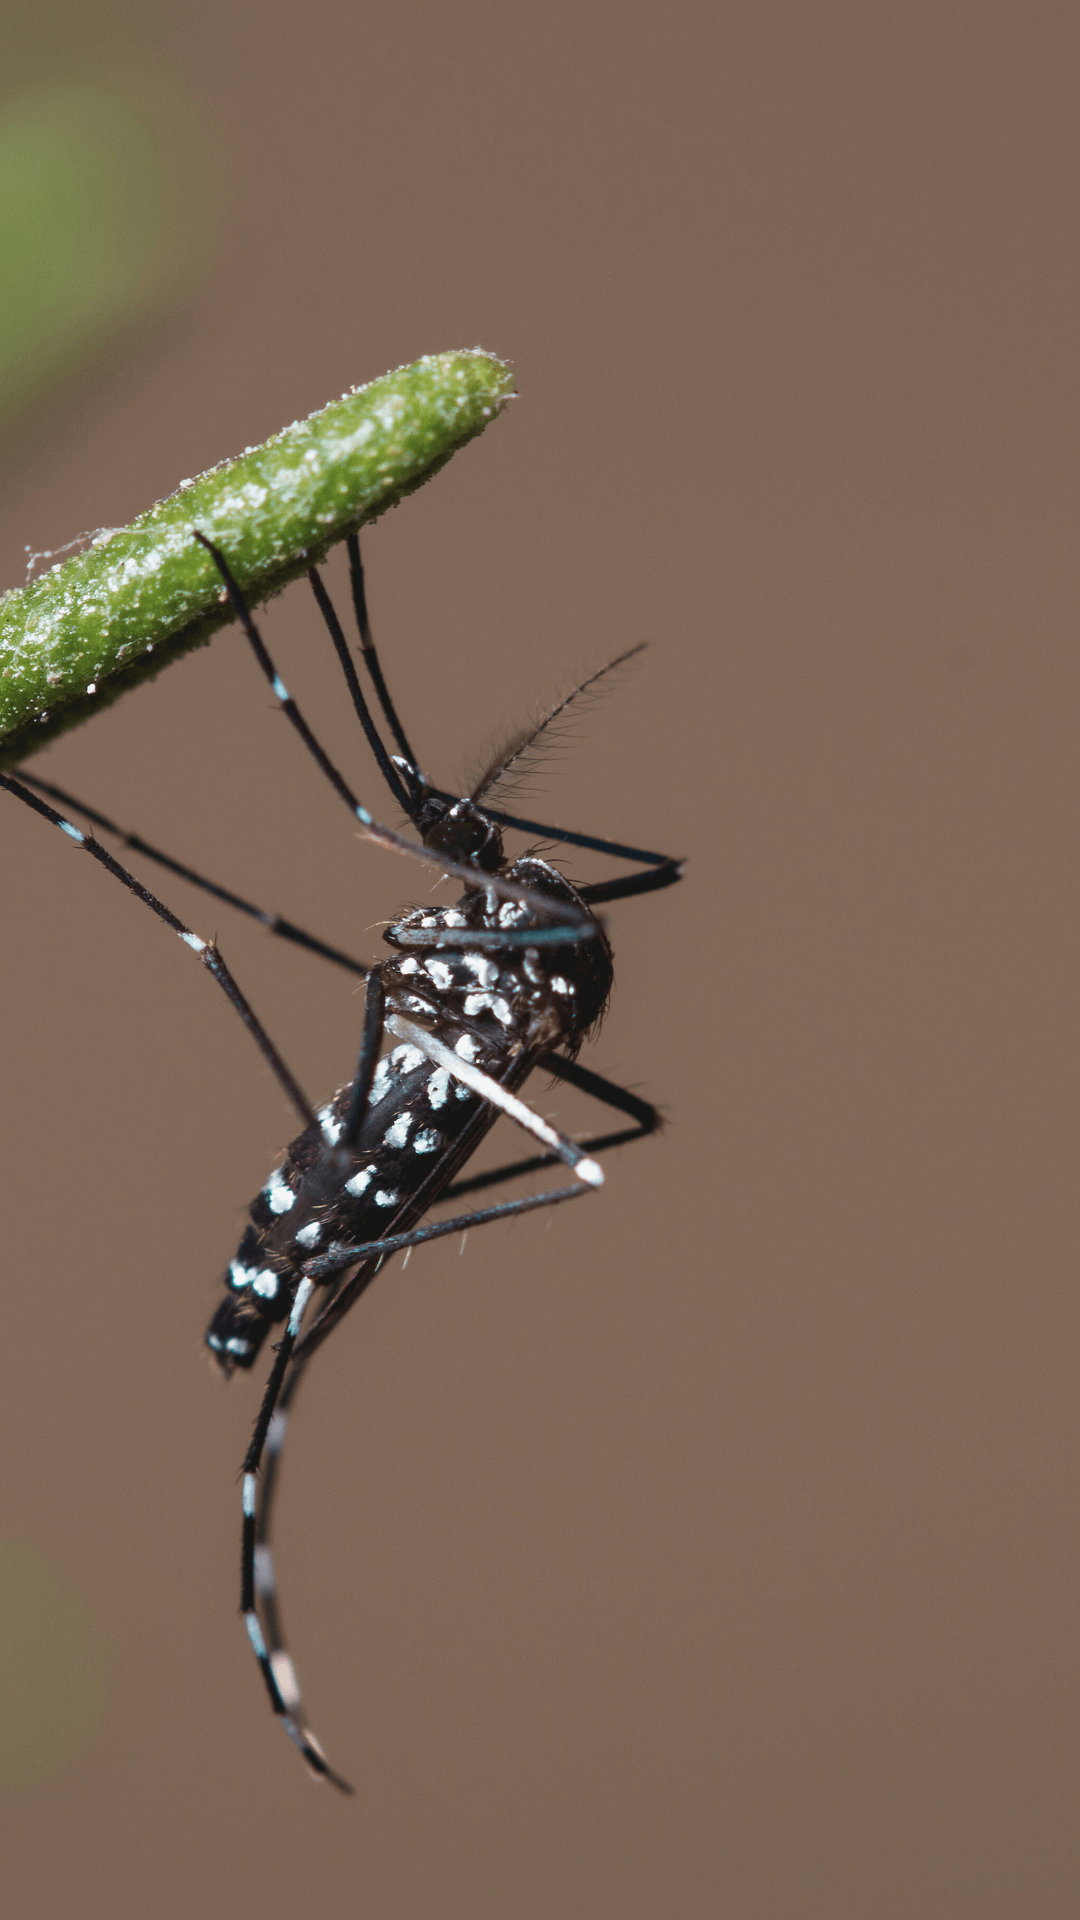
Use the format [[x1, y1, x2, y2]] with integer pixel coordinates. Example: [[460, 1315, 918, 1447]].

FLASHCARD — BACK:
[[193, 533, 599, 945], [12, 770, 368, 976], [241, 1184, 600, 1789], [443, 1051, 663, 1201], [384, 1016, 605, 1186], [0, 772, 317, 1129], [239, 1277, 356, 1793], [241, 1052, 662, 1785]]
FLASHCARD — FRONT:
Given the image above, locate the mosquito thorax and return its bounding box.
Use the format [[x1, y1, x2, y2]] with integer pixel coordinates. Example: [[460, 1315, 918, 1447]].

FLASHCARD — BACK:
[[380, 855, 614, 1048], [414, 795, 504, 872]]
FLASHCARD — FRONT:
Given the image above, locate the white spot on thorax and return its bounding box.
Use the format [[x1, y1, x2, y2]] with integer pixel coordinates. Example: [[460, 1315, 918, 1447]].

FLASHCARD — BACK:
[[462, 952, 499, 987], [462, 991, 513, 1025], [384, 1112, 412, 1150], [295, 1220, 322, 1248]]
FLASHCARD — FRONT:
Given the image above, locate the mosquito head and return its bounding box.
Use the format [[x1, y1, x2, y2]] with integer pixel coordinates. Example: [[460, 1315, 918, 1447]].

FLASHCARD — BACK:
[[414, 795, 504, 874]]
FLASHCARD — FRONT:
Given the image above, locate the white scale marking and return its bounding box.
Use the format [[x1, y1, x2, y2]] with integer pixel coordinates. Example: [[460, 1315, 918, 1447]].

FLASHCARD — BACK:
[[270, 1651, 302, 1712], [253, 1545, 274, 1597], [264, 1169, 296, 1214], [387, 1015, 604, 1187], [60, 821, 85, 843], [230, 1262, 279, 1299], [286, 1277, 314, 1336], [464, 991, 514, 1023], [391, 1044, 425, 1072], [294, 1221, 322, 1248], [345, 1167, 373, 1197], [426, 1068, 450, 1108], [181, 931, 206, 952], [462, 952, 499, 986], [374, 1189, 399, 1207], [413, 1128, 440, 1154], [425, 958, 453, 989], [384, 1113, 412, 1149]]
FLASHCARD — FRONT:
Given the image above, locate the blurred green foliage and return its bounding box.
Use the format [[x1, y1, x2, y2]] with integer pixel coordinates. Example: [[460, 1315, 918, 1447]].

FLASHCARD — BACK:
[[0, 1540, 109, 1791], [0, 81, 178, 426]]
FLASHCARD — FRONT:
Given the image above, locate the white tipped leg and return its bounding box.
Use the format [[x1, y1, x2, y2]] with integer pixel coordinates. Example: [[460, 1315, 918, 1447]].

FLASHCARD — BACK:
[[386, 1015, 605, 1186]]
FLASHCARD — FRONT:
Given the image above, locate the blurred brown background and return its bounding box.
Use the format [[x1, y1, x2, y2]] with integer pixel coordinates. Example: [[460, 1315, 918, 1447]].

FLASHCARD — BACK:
[[2, 2, 1079, 1914]]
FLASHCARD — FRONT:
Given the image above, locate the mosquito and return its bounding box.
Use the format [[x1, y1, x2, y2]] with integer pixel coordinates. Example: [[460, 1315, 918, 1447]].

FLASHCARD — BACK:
[[1, 530, 682, 1791]]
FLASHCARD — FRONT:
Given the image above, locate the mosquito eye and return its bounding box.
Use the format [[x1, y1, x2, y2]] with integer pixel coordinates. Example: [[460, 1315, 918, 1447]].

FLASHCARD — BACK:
[[420, 803, 503, 871]]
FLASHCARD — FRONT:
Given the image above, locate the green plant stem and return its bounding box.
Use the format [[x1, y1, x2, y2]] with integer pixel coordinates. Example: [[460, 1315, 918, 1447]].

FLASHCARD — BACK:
[[0, 350, 514, 766]]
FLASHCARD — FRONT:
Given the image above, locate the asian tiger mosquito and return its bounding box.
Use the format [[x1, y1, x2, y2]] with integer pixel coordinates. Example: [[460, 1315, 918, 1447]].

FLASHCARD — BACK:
[[1, 530, 682, 1792]]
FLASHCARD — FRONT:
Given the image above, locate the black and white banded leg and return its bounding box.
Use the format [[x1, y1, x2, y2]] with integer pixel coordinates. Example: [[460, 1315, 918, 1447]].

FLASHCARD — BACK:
[[3, 529, 682, 1790], [238, 1031, 661, 1791], [0, 773, 318, 1129]]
